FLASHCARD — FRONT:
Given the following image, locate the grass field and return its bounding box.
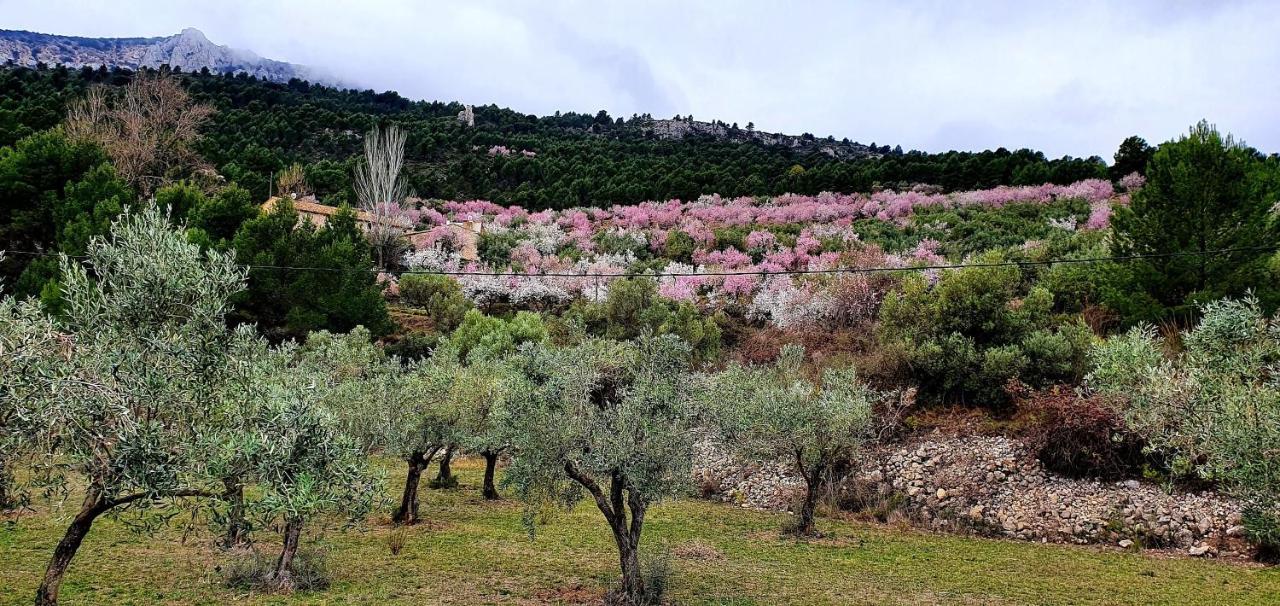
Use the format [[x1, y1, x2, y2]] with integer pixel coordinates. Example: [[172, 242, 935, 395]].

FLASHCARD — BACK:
[[2, 458, 1278, 605]]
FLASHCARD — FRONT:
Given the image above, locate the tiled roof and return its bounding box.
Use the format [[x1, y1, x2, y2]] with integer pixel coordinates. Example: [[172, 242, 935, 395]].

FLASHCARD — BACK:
[[261, 197, 413, 229]]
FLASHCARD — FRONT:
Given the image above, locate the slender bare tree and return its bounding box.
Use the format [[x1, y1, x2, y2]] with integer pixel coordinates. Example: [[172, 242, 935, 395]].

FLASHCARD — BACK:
[[353, 125, 411, 269]]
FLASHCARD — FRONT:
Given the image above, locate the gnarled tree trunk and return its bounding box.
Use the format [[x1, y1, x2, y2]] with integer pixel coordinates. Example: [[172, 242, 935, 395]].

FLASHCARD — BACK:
[[269, 517, 303, 592], [481, 450, 500, 500], [794, 457, 827, 536], [430, 445, 456, 489], [565, 463, 648, 604], [35, 493, 102, 606], [393, 451, 426, 524], [35, 486, 209, 606], [221, 477, 249, 548]]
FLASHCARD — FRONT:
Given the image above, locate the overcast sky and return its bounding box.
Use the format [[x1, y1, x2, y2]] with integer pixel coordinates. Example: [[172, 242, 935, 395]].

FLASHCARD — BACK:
[[3, 0, 1278, 158]]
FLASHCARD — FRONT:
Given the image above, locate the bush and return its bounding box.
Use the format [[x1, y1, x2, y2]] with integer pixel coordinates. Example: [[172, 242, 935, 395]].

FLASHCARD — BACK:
[[222, 547, 332, 592], [383, 332, 441, 361], [1008, 381, 1145, 479], [447, 309, 548, 363], [570, 278, 722, 362], [638, 544, 673, 605], [1243, 509, 1280, 563], [878, 255, 1092, 407], [398, 274, 472, 333]]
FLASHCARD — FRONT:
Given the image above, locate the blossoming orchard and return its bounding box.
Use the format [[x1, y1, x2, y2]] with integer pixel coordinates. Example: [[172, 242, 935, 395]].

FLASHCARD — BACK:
[[400, 177, 1132, 328]]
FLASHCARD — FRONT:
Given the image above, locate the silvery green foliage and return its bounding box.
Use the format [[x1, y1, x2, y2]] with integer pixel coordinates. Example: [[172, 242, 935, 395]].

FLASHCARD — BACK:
[[200, 326, 381, 527], [1086, 325, 1192, 455], [30, 207, 246, 509], [0, 288, 60, 508], [1089, 297, 1280, 520], [705, 345, 883, 485], [457, 356, 517, 457], [502, 335, 698, 525], [223, 337, 381, 526]]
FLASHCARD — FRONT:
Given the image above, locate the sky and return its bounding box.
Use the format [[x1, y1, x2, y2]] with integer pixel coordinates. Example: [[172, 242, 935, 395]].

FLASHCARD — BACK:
[[3, 0, 1278, 159]]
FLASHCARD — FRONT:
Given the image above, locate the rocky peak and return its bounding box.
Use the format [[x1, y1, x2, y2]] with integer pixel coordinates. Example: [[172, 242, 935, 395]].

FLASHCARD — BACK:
[[0, 27, 343, 87]]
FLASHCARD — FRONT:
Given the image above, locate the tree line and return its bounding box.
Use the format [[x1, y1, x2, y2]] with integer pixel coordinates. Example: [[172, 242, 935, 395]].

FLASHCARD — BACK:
[[2, 63, 1114, 209]]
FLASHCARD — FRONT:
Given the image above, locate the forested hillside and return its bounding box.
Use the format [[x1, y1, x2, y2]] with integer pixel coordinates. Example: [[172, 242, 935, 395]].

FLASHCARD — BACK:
[[0, 63, 1111, 209]]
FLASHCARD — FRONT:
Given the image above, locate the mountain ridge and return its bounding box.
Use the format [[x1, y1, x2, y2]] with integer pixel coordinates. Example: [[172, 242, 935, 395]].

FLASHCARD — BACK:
[[0, 27, 341, 86]]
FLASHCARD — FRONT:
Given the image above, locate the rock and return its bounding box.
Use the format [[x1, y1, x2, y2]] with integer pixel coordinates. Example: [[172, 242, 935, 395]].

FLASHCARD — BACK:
[[0, 28, 341, 87], [1188, 543, 1215, 557], [1119, 539, 1134, 548], [457, 105, 475, 127], [691, 435, 1244, 556]]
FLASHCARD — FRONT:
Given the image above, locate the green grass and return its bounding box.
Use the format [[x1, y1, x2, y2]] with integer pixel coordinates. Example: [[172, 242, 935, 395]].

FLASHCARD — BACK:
[[3, 458, 1278, 605]]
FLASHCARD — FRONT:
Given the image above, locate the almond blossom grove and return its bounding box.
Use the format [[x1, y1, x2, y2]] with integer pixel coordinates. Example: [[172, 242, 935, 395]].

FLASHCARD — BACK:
[[397, 177, 1132, 328]]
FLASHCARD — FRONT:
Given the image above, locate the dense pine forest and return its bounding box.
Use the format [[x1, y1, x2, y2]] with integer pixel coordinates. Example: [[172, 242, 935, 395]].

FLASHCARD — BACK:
[[0, 63, 1112, 208]]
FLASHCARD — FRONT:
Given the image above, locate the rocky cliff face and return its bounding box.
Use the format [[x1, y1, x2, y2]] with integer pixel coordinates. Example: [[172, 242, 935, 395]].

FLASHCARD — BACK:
[[638, 118, 879, 160], [0, 27, 340, 86]]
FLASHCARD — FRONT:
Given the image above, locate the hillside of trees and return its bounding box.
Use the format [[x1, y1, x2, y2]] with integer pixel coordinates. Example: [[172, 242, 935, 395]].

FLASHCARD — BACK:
[[0, 63, 1113, 209]]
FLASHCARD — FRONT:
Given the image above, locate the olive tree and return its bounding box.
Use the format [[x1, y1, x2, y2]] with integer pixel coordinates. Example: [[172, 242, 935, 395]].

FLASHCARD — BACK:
[[705, 345, 895, 536], [350, 354, 464, 525], [1090, 297, 1280, 552], [19, 208, 245, 606], [458, 357, 516, 500], [503, 335, 697, 604], [227, 338, 381, 591], [437, 315, 542, 499], [0, 286, 59, 511]]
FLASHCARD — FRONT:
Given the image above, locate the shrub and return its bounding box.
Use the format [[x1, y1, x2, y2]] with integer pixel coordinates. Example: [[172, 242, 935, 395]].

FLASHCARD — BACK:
[[398, 274, 472, 333], [878, 255, 1091, 407], [1089, 296, 1280, 556], [1008, 381, 1145, 479], [1243, 509, 1280, 563], [386, 526, 408, 556], [447, 309, 548, 364], [664, 229, 695, 262], [222, 547, 331, 592], [571, 278, 722, 362]]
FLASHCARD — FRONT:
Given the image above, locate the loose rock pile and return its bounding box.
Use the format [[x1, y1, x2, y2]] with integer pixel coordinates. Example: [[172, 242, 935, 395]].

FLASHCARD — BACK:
[[693, 434, 1249, 558]]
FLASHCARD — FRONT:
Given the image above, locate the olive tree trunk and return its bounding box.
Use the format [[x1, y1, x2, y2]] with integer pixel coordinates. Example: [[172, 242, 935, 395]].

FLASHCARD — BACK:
[[430, 445, 456, 489], [221, 477, 249, 548], [564, 463, 647, 604], [35, 486, 209, 606], [481, 450, 500, 500], [269, 517, 304, 592], [794, 454, 827, 536], [34, 496, 100, 606], [393, 447, 439, 524]]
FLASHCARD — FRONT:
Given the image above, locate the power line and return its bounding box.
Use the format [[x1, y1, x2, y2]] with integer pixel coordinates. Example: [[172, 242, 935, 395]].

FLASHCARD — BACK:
[[5, 245, 1278, 280]]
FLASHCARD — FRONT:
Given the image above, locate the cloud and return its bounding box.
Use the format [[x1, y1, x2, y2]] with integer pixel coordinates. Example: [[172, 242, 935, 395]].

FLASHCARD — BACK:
[[1, 0, 1277, 158]]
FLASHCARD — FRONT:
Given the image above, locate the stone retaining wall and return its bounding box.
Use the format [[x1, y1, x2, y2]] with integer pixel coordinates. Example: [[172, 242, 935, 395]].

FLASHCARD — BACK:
[[693, 434, 1250, 558]]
